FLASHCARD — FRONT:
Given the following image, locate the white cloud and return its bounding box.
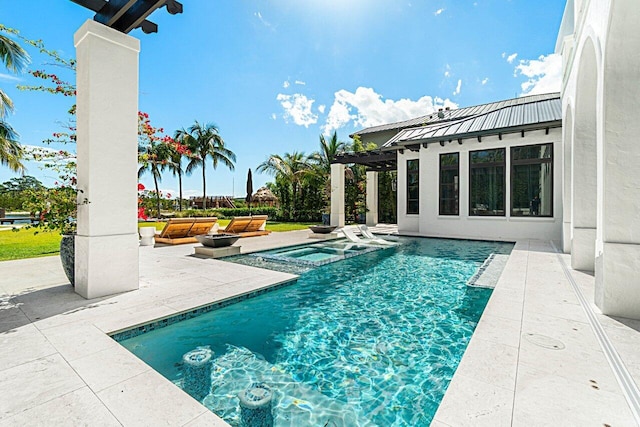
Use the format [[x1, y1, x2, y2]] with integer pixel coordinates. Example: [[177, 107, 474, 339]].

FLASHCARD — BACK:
[[271, 113, 277, 120], [322, 87, 458, 135], [254, 12, 273, 30], [501, 52, 506, 58], [318, 105, 326, 114], [453, 79, 462, 95], [444, 71, 450, 78], [0, 73, 20, 82], [282, 80, 290, 88], [506, 53, 518, 64], [481, 77, 489, 85], [434, 8, 445, 15], [515, 53, 562, 95], [294, 80, 306, 86], [276, 93, 318, 127]]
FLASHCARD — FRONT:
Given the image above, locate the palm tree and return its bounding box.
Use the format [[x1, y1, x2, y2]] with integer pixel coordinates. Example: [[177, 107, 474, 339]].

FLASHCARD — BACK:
[[308, 131, 346, 210], [0, 122, 23, 172], [257, 152, 310, 220], [0, 31, 29, 173], [138, 139, 171, 218], [310, 131, 345, 174], [166, 135, 191, 211], [177, 121, 235, 210]]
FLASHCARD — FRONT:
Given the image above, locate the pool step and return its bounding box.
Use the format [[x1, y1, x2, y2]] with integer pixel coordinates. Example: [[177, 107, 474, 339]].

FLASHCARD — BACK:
[[201, 345, 376, 427], [467, 253, 509, 288]]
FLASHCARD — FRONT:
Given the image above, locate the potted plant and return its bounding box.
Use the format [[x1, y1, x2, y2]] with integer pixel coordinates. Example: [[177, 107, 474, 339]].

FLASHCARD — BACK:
[[22, 183, 88, 286]]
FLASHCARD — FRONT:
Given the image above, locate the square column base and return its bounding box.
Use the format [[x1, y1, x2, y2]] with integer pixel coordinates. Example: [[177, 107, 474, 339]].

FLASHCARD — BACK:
[[571, 227, 595, 271], [194, 245, 241, 258], [75, 234, 139, 299], [595, 242, 640, 320]]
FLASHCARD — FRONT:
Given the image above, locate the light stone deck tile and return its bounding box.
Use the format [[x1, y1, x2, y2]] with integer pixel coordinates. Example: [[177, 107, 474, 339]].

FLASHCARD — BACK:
[[0, 353, 84, 420], [40, 321, 120, 362], [93, 302, 178, 334], [0, 307, 31, 333], [69, 344, 151, 393], [0, 387, 120, 427], [473, 313, 522, 348], [522, 294, 590, 324], [0, 324, 57, 372], [483, 291, 524, 321], [512, 364, 635, 427], [182, 411, 229, 427], [97, 369, 208, 426], [453, 337, 518, 391], [432, 374, 513, 427]]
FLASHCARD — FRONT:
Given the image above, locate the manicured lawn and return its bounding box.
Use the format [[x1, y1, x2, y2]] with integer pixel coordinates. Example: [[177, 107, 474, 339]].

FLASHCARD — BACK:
[[0, 221, 316, 261], [0, 228, 62, 261]]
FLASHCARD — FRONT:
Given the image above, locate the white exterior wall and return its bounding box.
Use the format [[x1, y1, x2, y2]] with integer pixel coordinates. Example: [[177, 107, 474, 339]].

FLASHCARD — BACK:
[[397, 128, 562, 242], [560, 0, 640, 319]]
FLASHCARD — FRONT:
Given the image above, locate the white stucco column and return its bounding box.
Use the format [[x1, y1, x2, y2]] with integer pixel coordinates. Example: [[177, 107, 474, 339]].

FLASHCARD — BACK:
[[330, 163, 345, 227], [74, 20, 140, 299], [366, 171, 378, 226]]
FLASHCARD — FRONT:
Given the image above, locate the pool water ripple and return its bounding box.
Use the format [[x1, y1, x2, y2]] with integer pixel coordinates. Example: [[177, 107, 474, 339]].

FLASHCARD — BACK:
[[119, 237, 512, 426]]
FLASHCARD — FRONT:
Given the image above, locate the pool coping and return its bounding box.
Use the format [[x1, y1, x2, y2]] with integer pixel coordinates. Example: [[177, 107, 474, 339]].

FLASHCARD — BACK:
[[1, 234, 639, 426]]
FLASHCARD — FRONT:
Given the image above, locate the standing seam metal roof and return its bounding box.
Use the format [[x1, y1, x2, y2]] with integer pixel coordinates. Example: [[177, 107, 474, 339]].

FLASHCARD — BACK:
[[382, 94, 561, 147], [352, 92, 560, 137]]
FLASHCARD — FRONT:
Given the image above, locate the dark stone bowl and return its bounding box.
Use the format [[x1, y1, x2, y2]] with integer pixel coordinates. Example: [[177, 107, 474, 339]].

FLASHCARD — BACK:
[[309, 225, 337, 234], [196, 233, 240, 248]]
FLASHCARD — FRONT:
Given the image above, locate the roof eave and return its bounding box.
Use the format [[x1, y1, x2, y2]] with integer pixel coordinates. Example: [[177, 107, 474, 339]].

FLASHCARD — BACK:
[[389, 120, 562, 149]]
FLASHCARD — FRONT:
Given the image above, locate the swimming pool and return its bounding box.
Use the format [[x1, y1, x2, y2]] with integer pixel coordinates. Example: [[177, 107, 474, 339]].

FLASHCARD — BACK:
[[117, 237, 513, 426]]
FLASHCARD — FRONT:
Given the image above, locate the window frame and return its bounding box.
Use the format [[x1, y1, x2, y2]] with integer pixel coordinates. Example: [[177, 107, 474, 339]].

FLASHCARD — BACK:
[[510, 143, 554, 217], [468, 148, 506, 217], [406, 159, 419, 215], [439, 152, 459, 216]]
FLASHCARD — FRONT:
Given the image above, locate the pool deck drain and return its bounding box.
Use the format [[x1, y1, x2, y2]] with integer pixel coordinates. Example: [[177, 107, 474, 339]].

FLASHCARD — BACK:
[[0, 232, 639, 426]]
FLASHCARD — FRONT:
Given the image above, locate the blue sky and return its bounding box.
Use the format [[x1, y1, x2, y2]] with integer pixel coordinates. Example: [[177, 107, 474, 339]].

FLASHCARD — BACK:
[[1, 0, 565, 198]]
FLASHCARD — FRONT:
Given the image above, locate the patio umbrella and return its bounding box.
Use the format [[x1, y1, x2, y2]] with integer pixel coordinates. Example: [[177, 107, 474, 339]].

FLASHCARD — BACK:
[[246, 168, 253, 215]]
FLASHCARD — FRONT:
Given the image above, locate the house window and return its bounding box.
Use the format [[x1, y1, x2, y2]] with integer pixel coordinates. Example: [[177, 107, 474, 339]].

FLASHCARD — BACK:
[[406, 159, 419, 214], [511, 143, 553, 217], [439, 153, 459, 215], [469, 148, 505, 216]]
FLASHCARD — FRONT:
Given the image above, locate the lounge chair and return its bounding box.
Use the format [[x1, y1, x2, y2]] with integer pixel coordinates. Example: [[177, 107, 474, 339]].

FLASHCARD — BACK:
[[358, 225, 398, 244], [154, 217, 218, 245], [223, 215, 271, 237], [341, 226, 396, 246]]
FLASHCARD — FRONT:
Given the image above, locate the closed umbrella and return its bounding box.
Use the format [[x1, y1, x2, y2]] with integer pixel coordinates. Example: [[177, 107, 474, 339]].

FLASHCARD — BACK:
[[246, 168, 253, 215]]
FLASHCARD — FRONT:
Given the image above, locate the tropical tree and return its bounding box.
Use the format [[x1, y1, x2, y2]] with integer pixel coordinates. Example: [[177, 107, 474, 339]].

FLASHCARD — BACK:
[[137, 112, 174, 218], [176, 121, 235, 210], [257, 151, 311, 221], [344, 135, 377, 223], [0, 27, 30, 172], [166, 133, 192, 212], [310, 131, 345, 174], [308, 131, 346, 211]]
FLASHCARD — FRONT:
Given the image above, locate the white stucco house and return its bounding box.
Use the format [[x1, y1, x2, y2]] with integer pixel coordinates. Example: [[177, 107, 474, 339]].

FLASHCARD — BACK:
[[331, 0, 640, 320], [333, 92, 562, 243]]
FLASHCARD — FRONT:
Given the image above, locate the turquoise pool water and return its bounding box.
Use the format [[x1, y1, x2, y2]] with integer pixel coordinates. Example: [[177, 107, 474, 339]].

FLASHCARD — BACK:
[[118, 237, 513, 426]]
